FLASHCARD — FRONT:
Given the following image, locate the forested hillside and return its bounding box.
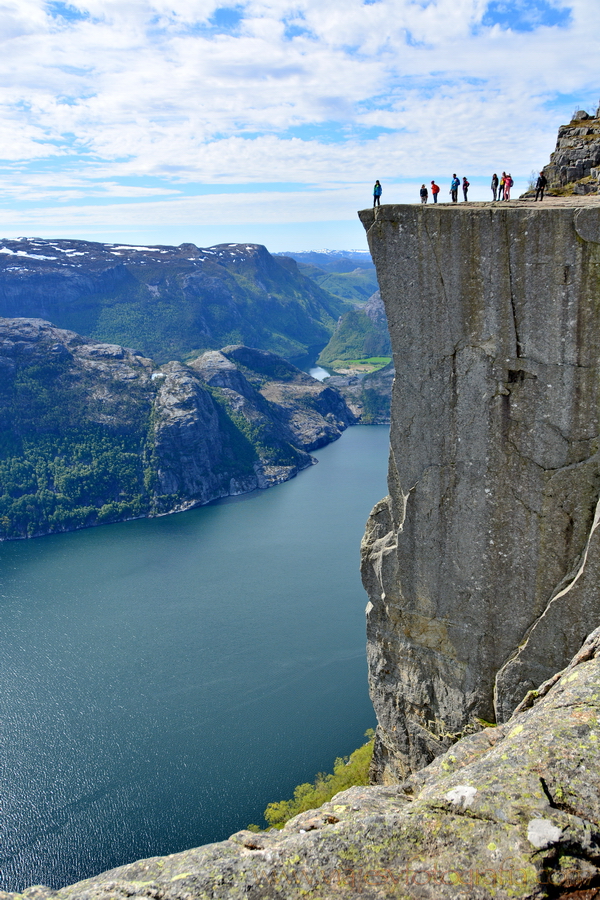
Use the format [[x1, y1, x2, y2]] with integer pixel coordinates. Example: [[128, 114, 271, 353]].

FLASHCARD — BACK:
[[0, 318, 355, 540], [0, 239, 350, 364]]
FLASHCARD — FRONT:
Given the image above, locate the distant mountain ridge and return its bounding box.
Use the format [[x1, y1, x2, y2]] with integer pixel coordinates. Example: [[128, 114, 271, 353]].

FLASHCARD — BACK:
[[275, 250, 378, 305], [0, 238, 350, 364], [275, 250, 374, 272]]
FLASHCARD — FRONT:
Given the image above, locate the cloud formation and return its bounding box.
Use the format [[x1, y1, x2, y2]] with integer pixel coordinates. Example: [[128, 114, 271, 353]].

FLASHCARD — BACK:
[[0, 0, 596, 246]]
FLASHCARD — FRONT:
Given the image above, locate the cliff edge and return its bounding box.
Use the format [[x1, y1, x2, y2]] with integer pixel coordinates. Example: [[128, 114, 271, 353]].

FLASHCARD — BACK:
[[359, 201, 600, 781]]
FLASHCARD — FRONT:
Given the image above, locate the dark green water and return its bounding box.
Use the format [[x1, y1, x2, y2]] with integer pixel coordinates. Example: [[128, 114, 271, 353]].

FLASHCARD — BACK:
[[0, 426, 389, 891]]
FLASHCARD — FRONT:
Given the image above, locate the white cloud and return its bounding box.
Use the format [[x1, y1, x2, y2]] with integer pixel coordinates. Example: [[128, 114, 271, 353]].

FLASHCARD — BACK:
[[0, 0, 595, 244]]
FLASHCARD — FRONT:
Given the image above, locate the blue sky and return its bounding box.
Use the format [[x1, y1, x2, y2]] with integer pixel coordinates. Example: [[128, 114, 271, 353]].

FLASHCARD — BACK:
[[0, 0, 595, 250]]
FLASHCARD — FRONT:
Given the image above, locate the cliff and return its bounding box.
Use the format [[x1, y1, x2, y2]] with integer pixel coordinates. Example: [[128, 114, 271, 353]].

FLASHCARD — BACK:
[[359, 200, 600, 781], [0, 239, 349, 363], [541, 107, 600, 195], [0, 318, 355, 539], [5, 628, 600, 899]]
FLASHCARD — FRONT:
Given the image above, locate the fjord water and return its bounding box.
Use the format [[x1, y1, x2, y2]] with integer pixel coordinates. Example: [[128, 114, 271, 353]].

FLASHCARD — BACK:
[[0, 426, 388, 891]]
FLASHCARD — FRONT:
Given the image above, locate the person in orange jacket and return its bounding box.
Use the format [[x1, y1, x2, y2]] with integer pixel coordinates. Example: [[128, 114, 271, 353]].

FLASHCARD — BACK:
[[431, 180, 440, 203]]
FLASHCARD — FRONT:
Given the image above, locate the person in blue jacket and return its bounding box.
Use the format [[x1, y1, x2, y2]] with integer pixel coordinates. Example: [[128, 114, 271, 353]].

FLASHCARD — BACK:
[[450, 174, 460, 203], [373, 180, 382, 207]]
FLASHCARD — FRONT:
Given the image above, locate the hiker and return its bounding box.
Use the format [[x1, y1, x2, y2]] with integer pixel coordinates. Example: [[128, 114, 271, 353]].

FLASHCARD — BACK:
[[535, 172, 547, 201], [420, 184, 428, 204], [499, 172, 506, 200], [373, 180, 382, 207], [504, 173, 513, 200], [491, 173, 499, 201], [462, 177, 470, 201], [450, 174, 460, 203], [431, 180, 440, 203]]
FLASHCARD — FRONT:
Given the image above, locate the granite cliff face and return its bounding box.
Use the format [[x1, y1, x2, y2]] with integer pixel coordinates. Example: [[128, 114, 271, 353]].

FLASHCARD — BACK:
[[359, 200, 600, 781], [0, 318, 355, 539]]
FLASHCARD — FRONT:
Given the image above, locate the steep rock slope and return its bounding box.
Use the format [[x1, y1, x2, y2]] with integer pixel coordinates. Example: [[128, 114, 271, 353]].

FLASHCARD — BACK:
[[0, 318, 354, 540], [359, 202, 600, 781], [7, 628, 600, 900], [0, 239, 349, 363], [542, 107, 600, 194]]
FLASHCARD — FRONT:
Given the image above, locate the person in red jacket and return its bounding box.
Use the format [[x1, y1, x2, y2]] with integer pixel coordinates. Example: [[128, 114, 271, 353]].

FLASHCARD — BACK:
[[431, 180, 440, 203]]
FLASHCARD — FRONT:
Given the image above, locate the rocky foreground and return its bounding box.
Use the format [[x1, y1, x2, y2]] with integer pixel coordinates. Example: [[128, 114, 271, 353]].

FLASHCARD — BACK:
[[4, 628, 600, 900]]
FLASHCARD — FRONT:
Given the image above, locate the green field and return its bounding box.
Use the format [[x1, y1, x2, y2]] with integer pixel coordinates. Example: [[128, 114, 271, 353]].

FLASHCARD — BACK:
[[328, 356, 392, 373]]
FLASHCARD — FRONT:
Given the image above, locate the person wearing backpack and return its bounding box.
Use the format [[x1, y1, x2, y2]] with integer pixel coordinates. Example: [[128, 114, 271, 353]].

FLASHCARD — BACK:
[[373, 180, 382, 207], [450, 174, 460, 203], [462, 177, 470, 201], [504, 173, 513, 200], [431, 180, 440, 203]]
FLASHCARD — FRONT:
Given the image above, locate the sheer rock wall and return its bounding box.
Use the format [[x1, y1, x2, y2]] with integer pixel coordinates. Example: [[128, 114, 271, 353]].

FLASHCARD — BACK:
[[359, 202, 600, 781]]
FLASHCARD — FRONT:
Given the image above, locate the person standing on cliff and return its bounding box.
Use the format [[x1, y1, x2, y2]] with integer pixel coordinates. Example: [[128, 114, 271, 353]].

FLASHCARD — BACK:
[[499, 172, 506, 200], [504, 173, 513, 200], [491, 173, 499, 200], [431, 180, 440, 202], [462, 177, 469, 201], [535, 172, 547, 201], [450, 174, 460, 203], [373, 180, 382, 207], [420, 184, 428, 204]]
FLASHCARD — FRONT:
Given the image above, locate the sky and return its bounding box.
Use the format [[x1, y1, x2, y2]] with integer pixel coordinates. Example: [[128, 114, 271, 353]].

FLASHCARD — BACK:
[[0, 0, 596, 251]]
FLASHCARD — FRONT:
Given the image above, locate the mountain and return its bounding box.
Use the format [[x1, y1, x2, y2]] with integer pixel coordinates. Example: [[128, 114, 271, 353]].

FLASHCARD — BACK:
[[0, 239, 350, 364], [0, 318, 356, 540], [275, 250, 375, 272], [313, 291, 393, 423], [317, 290, 391, 367], [276, 250, 378, 304]]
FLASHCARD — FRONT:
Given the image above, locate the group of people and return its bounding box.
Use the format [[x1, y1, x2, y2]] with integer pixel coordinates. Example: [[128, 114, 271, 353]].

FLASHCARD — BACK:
[[490, 172, 514, 201], [373, 170, 547, 206]]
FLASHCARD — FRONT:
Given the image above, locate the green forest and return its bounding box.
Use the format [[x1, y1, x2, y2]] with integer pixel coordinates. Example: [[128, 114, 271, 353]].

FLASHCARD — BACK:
[[249, 730, 375, 831]]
